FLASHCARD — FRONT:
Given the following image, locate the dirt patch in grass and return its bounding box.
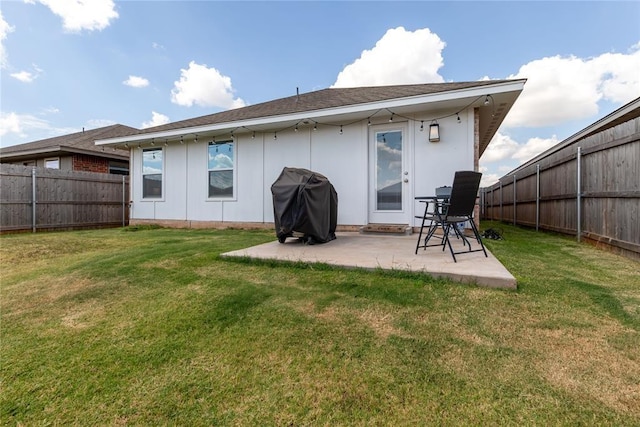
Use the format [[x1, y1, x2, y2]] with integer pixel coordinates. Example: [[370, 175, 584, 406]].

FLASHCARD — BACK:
[[4, 274, 117, 333], [60, 299, 106, 329], [531, 322, 640, 413], [294, 301, 411, 340], [356, 307, 412, 340]]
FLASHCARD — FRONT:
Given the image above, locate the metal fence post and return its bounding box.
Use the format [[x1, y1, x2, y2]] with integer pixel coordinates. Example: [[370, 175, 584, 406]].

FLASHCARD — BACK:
[[499, 181, 503, 222], [122, 175, 126, 227], [536, 164, 540, 231], [577, 146, 582, 242], [31, 167, 37, 233], [513, 174, 517, 225]]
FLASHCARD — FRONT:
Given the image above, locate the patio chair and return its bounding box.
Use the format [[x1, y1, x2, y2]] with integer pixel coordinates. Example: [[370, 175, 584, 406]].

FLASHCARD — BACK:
[[415, 171, 488, 262]]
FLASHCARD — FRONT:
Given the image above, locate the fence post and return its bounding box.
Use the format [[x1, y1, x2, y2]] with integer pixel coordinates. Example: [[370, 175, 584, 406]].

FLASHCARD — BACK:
[[577, 146, 582, 242], [122, 175, 126, 227], [499, 180, 503, 222], [536, 164, 540, 231], [513, 174, 517, 225], [31, 167, 37, 233]]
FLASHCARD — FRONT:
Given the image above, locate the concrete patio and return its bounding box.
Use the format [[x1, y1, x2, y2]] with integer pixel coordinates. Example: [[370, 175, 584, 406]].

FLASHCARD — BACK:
[[221, 232, 517, 289]]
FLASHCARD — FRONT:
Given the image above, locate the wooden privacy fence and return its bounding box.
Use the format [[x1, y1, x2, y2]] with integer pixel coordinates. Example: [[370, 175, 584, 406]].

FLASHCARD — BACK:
[[480, 116, 639, 258], [1, 164, 129, 233]]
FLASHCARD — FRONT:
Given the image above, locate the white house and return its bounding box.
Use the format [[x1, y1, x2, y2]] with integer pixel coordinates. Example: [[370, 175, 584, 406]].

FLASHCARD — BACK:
[[96, 80, 526, 230]]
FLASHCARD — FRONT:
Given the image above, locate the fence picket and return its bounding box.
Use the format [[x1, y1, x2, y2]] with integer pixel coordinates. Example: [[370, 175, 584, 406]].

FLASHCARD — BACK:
[[1, 164, 129, 233]]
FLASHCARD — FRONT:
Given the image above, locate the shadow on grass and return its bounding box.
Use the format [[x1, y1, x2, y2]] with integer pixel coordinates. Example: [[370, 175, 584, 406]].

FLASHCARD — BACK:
[[568, 279, 639, 331]]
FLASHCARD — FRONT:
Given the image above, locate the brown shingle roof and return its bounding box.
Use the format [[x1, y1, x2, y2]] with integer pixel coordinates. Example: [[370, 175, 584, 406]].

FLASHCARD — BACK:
[[136, 80, 515, 134], [0, 124, 137, 158]]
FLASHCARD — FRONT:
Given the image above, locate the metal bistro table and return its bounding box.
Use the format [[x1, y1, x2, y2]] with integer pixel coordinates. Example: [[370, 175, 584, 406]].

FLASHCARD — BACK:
[[414, 187, 470, 254]]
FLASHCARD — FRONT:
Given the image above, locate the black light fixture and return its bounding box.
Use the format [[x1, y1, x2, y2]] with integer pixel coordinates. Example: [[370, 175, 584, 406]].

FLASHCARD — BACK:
[[429, 120, 440, 142], [339, 125, 343, 135]]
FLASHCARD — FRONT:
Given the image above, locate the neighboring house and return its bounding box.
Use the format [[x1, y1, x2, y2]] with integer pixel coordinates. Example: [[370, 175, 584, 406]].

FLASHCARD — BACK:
[[96, 80, 526, 230], [0, 124, 135, 175]]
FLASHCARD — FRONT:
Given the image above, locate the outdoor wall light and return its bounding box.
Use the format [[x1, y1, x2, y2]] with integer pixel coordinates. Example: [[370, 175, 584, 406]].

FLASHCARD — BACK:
[[429, 121, 440, 142]]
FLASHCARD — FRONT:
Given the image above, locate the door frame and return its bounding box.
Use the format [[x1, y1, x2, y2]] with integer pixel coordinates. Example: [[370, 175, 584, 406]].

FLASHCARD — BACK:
[[368, 122, 411, 224]]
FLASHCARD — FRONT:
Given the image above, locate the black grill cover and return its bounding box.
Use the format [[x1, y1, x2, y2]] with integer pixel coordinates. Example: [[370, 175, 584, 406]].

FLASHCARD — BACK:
[[271, 167, 338, 244]]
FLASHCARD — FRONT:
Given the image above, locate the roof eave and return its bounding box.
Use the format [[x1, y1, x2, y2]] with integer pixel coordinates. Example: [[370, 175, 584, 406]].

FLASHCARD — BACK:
[[0, 146, 129, 161], [96, 79, 526, 146]]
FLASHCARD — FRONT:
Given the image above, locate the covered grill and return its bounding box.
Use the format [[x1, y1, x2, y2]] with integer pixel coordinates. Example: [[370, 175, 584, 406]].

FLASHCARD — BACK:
[[271, 167, 338, 244]]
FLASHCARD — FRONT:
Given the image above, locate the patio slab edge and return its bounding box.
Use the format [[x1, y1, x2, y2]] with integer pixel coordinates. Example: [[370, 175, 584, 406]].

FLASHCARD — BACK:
[[221, 233, 517, 290]]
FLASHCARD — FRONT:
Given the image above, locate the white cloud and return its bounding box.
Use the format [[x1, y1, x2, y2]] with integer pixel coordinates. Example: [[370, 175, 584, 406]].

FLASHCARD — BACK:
[[332, 27, 446, 88], [480, 172, 501, 188], [480, 132, 520, 163], [152, 42, 165, 50], [30, 0, 119, 33], [503, 45, 640, 128], [141, 111, 170, 129], [0, 10, 15, 69], [10, 64, 44, 83], [123, 75, 149, 88], [0, 111, 77, 147], [10, 71, 36, 83], [481, 131, 560, 166], [86, 119, 117, 129], [42, 107, 60, 114], [170, 61, 246, 109], [512, 135, 559, 162], [0, 112, 23, 138]]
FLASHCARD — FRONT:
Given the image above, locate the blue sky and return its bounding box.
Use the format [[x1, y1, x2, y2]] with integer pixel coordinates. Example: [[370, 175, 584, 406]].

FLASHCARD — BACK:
[[1, 0, 639, 186]]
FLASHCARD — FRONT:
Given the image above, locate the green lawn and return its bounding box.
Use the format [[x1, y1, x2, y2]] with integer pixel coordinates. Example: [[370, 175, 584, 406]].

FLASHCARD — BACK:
[[1, 223, 639, 425]]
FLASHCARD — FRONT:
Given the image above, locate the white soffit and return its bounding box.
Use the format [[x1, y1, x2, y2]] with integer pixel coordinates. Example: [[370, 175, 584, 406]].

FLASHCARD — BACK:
[[96, 80, 525, 146]]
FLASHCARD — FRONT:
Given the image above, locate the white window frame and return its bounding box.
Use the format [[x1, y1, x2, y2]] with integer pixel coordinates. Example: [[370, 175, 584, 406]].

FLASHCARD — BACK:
[[141, 147, 164, 200], [44, 157, 60, 169], [207, 140, 236, 200]]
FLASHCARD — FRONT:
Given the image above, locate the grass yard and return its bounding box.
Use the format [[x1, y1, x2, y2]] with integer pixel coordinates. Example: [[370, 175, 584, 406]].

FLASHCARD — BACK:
[[1, 223, 639, 425]]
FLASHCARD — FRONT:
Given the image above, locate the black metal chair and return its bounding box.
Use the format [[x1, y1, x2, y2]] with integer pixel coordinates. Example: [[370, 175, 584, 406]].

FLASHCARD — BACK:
[[415, 171, 488, 262]]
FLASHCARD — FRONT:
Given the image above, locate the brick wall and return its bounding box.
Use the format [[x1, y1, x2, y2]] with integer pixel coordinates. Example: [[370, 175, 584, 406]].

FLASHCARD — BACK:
[[73, 154, 109, 173]]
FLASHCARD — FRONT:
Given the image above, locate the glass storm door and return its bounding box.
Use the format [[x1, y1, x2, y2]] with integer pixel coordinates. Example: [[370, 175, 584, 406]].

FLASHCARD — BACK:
[[368, 124, 409, 224]]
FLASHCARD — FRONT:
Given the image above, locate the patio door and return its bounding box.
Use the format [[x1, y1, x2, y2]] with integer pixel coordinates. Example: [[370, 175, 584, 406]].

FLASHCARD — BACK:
[[368, 124, 410, 224]]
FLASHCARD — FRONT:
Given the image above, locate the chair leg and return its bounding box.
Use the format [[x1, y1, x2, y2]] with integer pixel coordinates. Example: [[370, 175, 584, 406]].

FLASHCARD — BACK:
[[442, 223, 457, 262], [469, 219, 488, 258], [414, 216, 426, 254]]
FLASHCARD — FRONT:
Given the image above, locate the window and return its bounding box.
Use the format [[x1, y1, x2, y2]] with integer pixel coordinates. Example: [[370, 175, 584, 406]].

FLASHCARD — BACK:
[[142, 148, 163, 198], [45, 158, 60, 169], [109, 160, 129, 175], [208, 141, 234, 198]]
